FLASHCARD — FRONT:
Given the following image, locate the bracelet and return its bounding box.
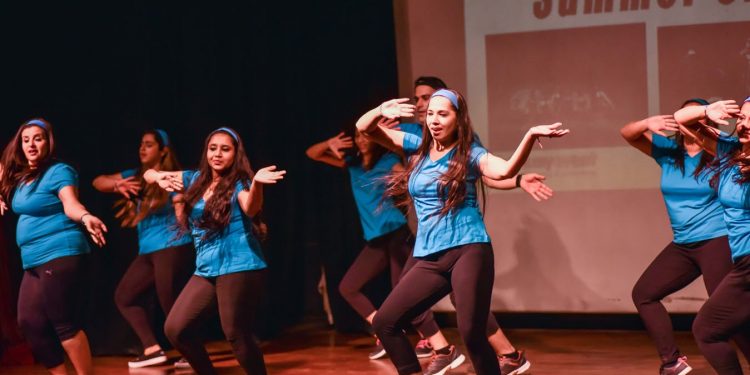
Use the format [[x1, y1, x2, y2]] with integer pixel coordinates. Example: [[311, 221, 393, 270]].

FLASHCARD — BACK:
[[80, 212, 91, 224], [515, 174, 523, 188]]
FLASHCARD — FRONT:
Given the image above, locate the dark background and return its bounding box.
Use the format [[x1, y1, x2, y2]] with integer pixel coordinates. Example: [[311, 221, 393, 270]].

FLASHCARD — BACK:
[[0, 0, 397, 355]]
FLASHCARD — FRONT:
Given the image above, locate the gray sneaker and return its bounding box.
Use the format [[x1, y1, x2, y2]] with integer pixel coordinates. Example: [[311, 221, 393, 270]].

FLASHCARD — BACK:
[[660, 356, 692, 375], [499, 350, 531, 375], [423, 345, 466, 375], [368, 339, 387, 360]]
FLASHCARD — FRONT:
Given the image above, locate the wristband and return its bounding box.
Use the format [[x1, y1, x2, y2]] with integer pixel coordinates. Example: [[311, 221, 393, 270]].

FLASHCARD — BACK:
[[515, 174, 523, 188]]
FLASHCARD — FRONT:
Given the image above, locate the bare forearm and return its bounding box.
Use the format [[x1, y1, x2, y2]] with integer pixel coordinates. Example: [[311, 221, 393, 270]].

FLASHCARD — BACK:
[[482, 176, 516, 190], [620, 119, 649, 142], [355, 106, 382, 133], [92, 175, 117, 192], [674, 105, 706, 126], [501, 130, 536, 179], [241, 181, 264, 217]]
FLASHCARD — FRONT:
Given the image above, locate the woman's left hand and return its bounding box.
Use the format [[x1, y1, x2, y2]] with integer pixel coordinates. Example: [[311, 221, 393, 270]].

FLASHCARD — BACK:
[[253, 166, 286, 184], [519, 173, 553, 202], [82, 214, 108, 247], [530, 122, 569, 138]]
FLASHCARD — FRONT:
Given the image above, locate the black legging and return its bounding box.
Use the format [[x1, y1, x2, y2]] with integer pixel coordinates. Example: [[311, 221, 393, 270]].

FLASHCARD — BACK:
[[372, 243, 498, 375], [165, 270, 266, 375], [114, 244, 195, 349], [693, 255, 750, 375], [16, 255, 86, 369], [631, 236, 750, 365], [339, 226, 439, 337]]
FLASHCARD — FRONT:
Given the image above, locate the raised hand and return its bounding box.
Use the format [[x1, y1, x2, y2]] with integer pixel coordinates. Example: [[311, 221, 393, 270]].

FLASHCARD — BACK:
[[530, 122, 570, 138], [377, 117, 401, 129], [380, 98, 416, 119], [82, 214, 108, 247], [253, 165, 286, 184], [519, 173, 553, 202], [706, 100, 740, 126], [644, 115, 680, 137], [114, 176, 141, 199], [327, 132, 353, 159]]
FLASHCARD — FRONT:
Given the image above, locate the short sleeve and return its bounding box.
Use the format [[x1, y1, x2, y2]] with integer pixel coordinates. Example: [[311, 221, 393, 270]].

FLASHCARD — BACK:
[[47, 163, 79, 194], [717, 136, 740, 159], [469, 143, 488, 171], [120, 168, 138, 179], [402, 133, 423, 155], [650, 134, 678, 166]]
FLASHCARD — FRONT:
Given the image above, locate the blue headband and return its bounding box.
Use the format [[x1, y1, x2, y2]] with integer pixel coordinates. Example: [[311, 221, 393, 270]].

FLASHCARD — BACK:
[[212, 127, 239, 142], [154, 128, 170, 147], [431, 89, 459, 109], [23, 119, 48, 129]]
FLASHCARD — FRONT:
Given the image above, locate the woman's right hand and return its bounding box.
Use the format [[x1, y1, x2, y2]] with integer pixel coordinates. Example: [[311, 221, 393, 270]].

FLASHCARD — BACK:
[[379, 98, 415, 119], [114, 176, 141, 199], [327, 132, 353, 159], [157, 172, 183, 192], [706, 100, 740, 126]]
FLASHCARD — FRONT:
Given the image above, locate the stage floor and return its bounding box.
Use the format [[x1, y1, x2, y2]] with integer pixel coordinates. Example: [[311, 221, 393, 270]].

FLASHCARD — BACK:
[[0, 320, 737, 374]]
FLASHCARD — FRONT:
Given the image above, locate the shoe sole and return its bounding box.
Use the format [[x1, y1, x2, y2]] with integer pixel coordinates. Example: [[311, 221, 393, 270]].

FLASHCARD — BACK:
[[507, 360, 531, 375], [416, 351, 433, 358], [433, 354, 466, 375], [128, 355, 168, 368], [369, 349, 387, 360], [677, 365, 692, 375]]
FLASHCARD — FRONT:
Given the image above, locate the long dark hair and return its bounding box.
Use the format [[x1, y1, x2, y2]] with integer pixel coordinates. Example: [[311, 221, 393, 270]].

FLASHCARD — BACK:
[[670, 99, 715, 177], [386, 89, 483, 216], [115, 129, 182, 227], [0, 118, 56, 201], [180, 127, 255, 239]]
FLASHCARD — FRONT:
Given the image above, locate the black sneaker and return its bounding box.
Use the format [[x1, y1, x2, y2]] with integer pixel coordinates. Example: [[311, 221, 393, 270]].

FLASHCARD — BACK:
[[127, 350, 168, 368], [423, 345, 465, 375], [369, 338, 387, 360], [499, 350, 531, 375]]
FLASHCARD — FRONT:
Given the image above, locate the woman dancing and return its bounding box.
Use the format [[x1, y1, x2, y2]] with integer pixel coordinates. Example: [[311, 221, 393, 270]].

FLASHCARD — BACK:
[[0, 118, 107, 375]]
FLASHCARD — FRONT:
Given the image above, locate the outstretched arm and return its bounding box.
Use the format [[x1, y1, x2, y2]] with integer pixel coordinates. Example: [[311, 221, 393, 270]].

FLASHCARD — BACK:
[[620, 115, 680, 156], [143, 169, 184, 192], [482, 173, 553, 202], [237, 166, 286, 217], [59, 186, 108, 247], [479, 123, 569, 180], [674, 100, 739, 157], [93, 172, 142, 199], [306, 132, 353, 168], [355, 99, 415, 152]]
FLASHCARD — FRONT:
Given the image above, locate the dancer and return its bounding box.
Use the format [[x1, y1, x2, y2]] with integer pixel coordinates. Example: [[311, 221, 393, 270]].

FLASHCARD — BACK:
[[402, 76, 549, 374], [621, 99, 745, 375], [144, 127, 285, 375], [675, 98, 750, 375], [0, 118, 107, 375], [307, 130, 451, 360], [357, 89, 567, 375], [92, 129, 195, 368]]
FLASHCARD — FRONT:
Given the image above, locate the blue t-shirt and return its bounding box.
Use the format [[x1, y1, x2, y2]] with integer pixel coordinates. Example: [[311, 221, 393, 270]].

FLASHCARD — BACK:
[[403, 133, 491, 257], [650, 134, 727, 244], [347, 153, 407, 241], [121, 169, 192, 254], [12, 163, 90, 269], [715, 137, 750, 262], [183, 170, 266, 277]]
